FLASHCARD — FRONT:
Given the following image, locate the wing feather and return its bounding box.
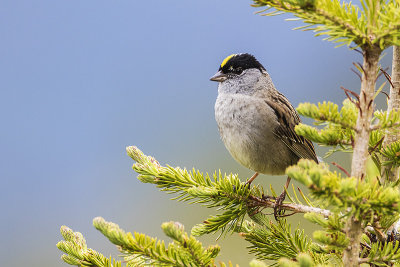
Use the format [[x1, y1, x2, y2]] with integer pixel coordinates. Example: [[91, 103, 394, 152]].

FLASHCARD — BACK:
[[265, 92, 318, 163]]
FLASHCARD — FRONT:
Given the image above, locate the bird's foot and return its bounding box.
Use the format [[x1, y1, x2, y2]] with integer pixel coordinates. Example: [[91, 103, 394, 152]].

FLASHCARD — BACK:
[[261, 194, 275, 201], [245, 181, 251, 189], [273, 190, 287, 220]]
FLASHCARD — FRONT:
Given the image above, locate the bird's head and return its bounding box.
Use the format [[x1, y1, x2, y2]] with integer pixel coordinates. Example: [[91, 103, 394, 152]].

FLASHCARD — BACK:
[[210, 53, 266, 83]]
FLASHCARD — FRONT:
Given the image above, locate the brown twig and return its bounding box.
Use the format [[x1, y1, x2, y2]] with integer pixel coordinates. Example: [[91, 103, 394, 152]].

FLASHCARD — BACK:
[[343, 86, 360, 100], [367, 99, 373, 110], [351, 135, 355, 149], [369, 136, 384, 154], [332, 162, 351, 177], [380, 68, 395, 88], [370, 122, 400, 131], [381, 90, 390, 100], [341, 86, 361, 115], [351, 68, 362, 81], [350, 47, 363, 55], [376, 67, 389, 82], [354, 62, 367, 78]]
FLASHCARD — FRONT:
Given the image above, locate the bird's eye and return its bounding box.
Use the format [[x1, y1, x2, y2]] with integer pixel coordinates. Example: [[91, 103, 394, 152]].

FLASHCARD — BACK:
[[235, 67, 243, 75]]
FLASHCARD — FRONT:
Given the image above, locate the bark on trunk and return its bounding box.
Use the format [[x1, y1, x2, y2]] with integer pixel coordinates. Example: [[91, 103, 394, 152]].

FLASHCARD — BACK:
[[342, 219, 362, 265], [351, 47, 381, 178], [343, 46, 381, 266], [382, 46, 400, 182]]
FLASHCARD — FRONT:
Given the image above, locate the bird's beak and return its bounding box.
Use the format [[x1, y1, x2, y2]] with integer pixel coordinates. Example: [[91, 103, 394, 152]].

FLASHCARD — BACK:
[[210, 71, 227, 82]]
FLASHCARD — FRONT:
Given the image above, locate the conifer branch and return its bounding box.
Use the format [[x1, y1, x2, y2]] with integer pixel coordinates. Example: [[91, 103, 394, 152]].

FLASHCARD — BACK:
[[92, 217, 224, 267], [381, 140, 400, 168], [126, 145, 332, 236], [297, 100, 357, 130], [295, 124, 353, 147], [57, 218, 238, 267], [374, 1, 400, 48], [249, 260, 268, 267], [93, 217, 227, 267], [370, 122, 400, 131], [295, 100, 357, 150], [241, 219, 313, 261], [370, 109, 400, 131], [253, 0, 400, 50], [56, 225, 122, 267], [359, 239, 400, 265], [252, 0, 369, 47], [278, 253, 315, 267], [286, 159, 400, 220]]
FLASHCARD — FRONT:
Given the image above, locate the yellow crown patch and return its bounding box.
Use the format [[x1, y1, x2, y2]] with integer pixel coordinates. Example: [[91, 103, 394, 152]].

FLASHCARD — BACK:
[[220, 54, 236, 68]]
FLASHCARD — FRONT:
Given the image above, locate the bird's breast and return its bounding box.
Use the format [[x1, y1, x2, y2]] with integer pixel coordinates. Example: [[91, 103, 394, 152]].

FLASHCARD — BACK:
[[215, 93, 295, 175]]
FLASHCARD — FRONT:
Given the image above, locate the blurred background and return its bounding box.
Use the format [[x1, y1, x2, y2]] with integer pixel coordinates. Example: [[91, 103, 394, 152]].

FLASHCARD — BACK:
[[0, 0, 393, 266]]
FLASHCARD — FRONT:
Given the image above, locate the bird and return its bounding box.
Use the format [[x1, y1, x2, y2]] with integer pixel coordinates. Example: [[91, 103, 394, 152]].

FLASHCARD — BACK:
[[210, 53, 318, 218]]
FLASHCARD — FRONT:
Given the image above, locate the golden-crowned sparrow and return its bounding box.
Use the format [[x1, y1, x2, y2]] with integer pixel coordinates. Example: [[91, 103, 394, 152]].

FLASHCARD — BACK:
[[210, 53, 318, 217]]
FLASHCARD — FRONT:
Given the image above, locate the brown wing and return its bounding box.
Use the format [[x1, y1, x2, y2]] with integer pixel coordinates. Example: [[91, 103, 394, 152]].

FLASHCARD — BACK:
[[265, 91, 318, 163]]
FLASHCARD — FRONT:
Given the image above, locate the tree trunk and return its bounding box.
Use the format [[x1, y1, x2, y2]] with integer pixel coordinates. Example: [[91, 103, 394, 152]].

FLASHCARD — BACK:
[[351, 47, 381, 178], [382, 46, 400, 182], [343, 46, 381, 266], [342, 219, 362, 265]]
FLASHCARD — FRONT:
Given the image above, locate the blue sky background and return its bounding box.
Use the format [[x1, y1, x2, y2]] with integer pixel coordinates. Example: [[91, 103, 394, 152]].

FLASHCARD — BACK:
[[0, 1, 393, 266]]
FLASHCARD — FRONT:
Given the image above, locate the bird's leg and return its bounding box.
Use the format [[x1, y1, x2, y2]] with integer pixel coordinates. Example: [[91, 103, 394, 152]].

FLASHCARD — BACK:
[[245, 172, 259, 187], [274, 176, 292, 220]]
